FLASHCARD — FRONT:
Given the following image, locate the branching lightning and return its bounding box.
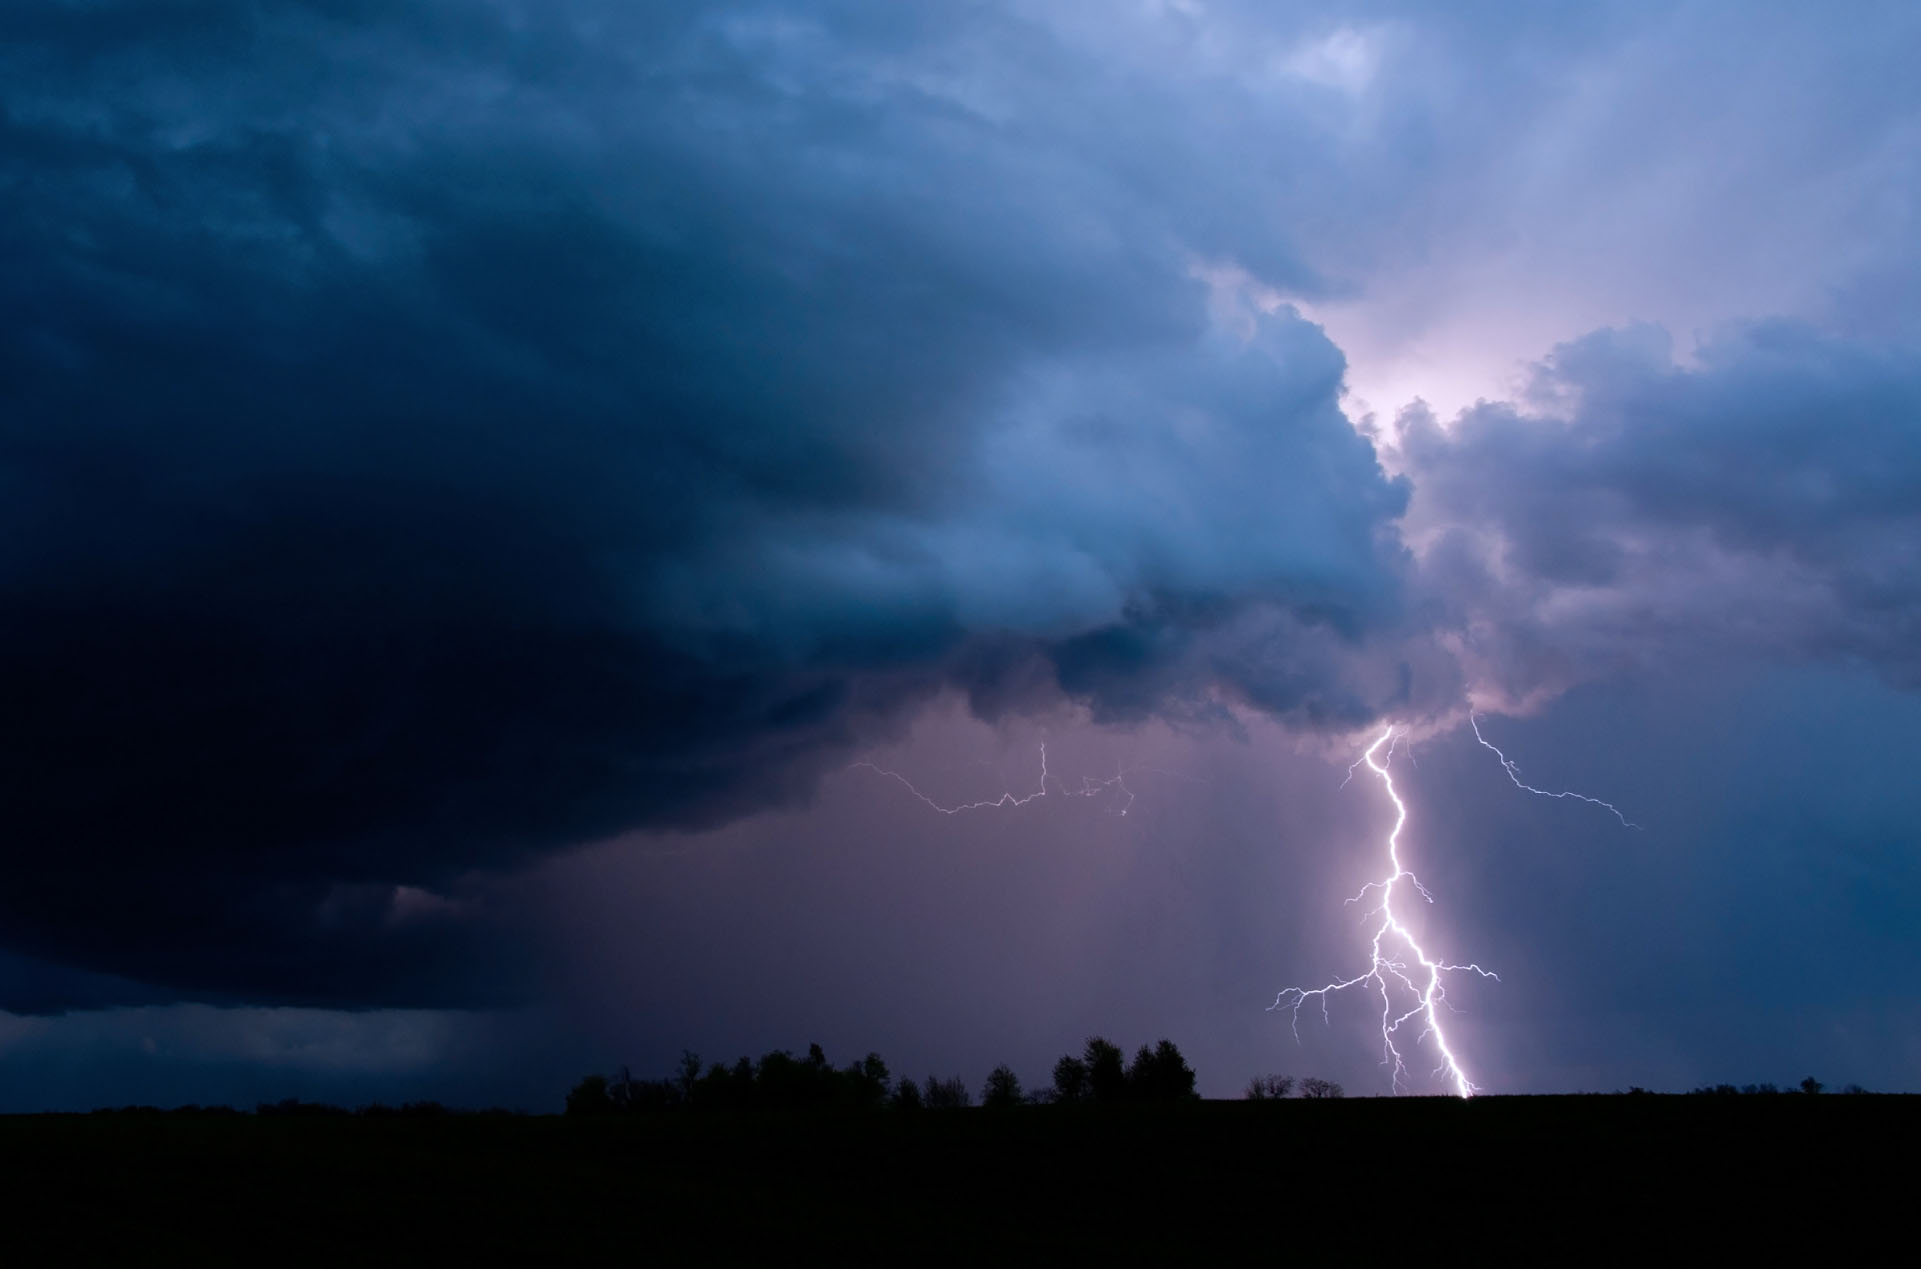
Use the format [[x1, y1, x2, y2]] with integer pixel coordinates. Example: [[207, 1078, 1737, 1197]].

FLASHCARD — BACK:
[[852, 744, 1137, 815], [858, 712, 1633, 1102], [1276, 715, 1638, 1097], [1469, 712, 1640, 829], [1272, 727, 1496, 1097]]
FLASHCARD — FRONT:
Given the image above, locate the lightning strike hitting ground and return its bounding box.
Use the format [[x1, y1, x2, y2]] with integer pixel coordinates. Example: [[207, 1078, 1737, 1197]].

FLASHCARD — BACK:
[[1469, 713, 1641, 829], [852, 744, 1136, 815], [1277, 717, 1640, 1096], [1272, 727, 1495, 1097]]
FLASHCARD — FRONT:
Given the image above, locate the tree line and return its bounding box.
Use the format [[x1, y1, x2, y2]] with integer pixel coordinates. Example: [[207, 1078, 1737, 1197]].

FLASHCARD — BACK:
[[566, 1036, 1211, 1114], [564, 1037, 1358, 1114], [1686, 1078, 1865, 1096]]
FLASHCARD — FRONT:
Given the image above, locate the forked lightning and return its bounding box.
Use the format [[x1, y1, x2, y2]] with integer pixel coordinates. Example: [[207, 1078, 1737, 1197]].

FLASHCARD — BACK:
[[1271, 726, 1495, 1097], [1274, 716, 1637, 1096]]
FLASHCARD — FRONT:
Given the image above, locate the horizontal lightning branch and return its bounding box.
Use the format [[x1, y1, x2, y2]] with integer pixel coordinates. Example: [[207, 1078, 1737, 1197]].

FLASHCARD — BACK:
[[851, 744, 1135, 815]]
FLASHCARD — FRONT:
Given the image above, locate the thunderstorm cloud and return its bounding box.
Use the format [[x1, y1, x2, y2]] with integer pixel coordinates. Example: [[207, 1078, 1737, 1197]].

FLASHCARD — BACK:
[[1, 0, 1918, 1034], [1, 1, 1413, 1009]]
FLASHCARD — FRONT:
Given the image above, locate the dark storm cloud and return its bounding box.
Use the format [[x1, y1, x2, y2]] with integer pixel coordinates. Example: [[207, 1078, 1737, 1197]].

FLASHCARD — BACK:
[[0, 1, 1414, 1008], [1398, 321, 1921, 707], [9, 0, 1918, 1028]]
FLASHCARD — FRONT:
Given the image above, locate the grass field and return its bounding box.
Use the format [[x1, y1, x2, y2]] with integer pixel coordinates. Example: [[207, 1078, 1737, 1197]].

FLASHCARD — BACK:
[[2, 1096, 1906, 1258]]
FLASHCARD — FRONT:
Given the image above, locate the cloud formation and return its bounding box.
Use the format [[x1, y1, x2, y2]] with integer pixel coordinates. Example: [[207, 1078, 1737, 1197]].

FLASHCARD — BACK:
[[1398, 322, 1921, 709], [0, 1, 1417, 1008], [2, 0, 1917, 1015]]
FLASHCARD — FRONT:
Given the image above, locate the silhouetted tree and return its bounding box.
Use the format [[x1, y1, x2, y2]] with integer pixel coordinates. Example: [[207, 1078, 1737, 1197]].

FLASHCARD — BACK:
[[1052, 1055, 1091, 1105], [1800, 1076, 1824, 1095], [1127, 1040, 1198, 1103], [923, 1075, 972, 1109], [255, 1099, 349, 1117], [1083, 1037, 1127, 1105], [755, 1049, 807, 1107], [565, 1075, 615, 1116], [610, 1065, 679, 1111], [1245, 1074, 1295, 1100], [891, 1078, 924, 1111], [1299, 1077, 1343, 1100], [694, 1057, 755, 1111], [845, 1053, 892, 1110], [676, 1051, 703, 1103], [982, 1064, 1023, 1109]]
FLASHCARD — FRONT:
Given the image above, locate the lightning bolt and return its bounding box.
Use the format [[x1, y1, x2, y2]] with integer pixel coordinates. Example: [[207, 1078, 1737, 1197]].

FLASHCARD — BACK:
[[1277, 715, 1639, 1096], [1469, 712, 1640, 829], [1272, 726, 1495, 1097], [852, 744, 1136, 815]]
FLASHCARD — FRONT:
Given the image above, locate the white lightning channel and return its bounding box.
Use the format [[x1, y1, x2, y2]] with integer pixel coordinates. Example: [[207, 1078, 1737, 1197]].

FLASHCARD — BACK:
[[1272, 726, 1496, 1098], [852, 744, 1136, 815], [1469, 712, 1640, 829]]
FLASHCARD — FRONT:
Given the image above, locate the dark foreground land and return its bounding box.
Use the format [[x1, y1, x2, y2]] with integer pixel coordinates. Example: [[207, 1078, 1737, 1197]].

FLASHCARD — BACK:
[[1, 1096, 1910, 1259]]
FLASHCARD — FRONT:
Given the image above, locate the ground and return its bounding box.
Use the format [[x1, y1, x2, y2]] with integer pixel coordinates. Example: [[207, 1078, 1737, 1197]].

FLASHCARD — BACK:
[[0, 1096, 1904, 1258]]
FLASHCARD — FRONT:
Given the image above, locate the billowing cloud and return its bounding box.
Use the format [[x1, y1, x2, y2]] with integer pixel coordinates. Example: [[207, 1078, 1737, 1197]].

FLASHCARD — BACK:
[[0, 1, 1416, 1008], [4, 0, 1918, 1026], [1397, 322, 1921, 709]]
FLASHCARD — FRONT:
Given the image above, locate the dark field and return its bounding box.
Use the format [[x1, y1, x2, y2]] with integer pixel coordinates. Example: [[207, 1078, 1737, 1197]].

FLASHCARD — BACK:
[[2, 1097, 1908, 1259]]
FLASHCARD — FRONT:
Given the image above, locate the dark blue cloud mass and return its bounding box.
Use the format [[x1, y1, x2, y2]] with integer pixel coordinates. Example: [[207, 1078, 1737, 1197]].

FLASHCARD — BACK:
[[0, 0, 1416, 1009]]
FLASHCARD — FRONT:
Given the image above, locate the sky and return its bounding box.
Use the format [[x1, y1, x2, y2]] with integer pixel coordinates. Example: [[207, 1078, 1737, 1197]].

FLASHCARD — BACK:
[[1, 0, 1918, 1107]]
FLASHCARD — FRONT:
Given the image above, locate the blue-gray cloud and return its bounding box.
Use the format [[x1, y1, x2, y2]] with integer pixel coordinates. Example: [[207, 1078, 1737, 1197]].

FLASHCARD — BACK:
[[3, 0, 1919, 1024], [1399, 321, 1921, 707], [0, 1, 1415, 1009]]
